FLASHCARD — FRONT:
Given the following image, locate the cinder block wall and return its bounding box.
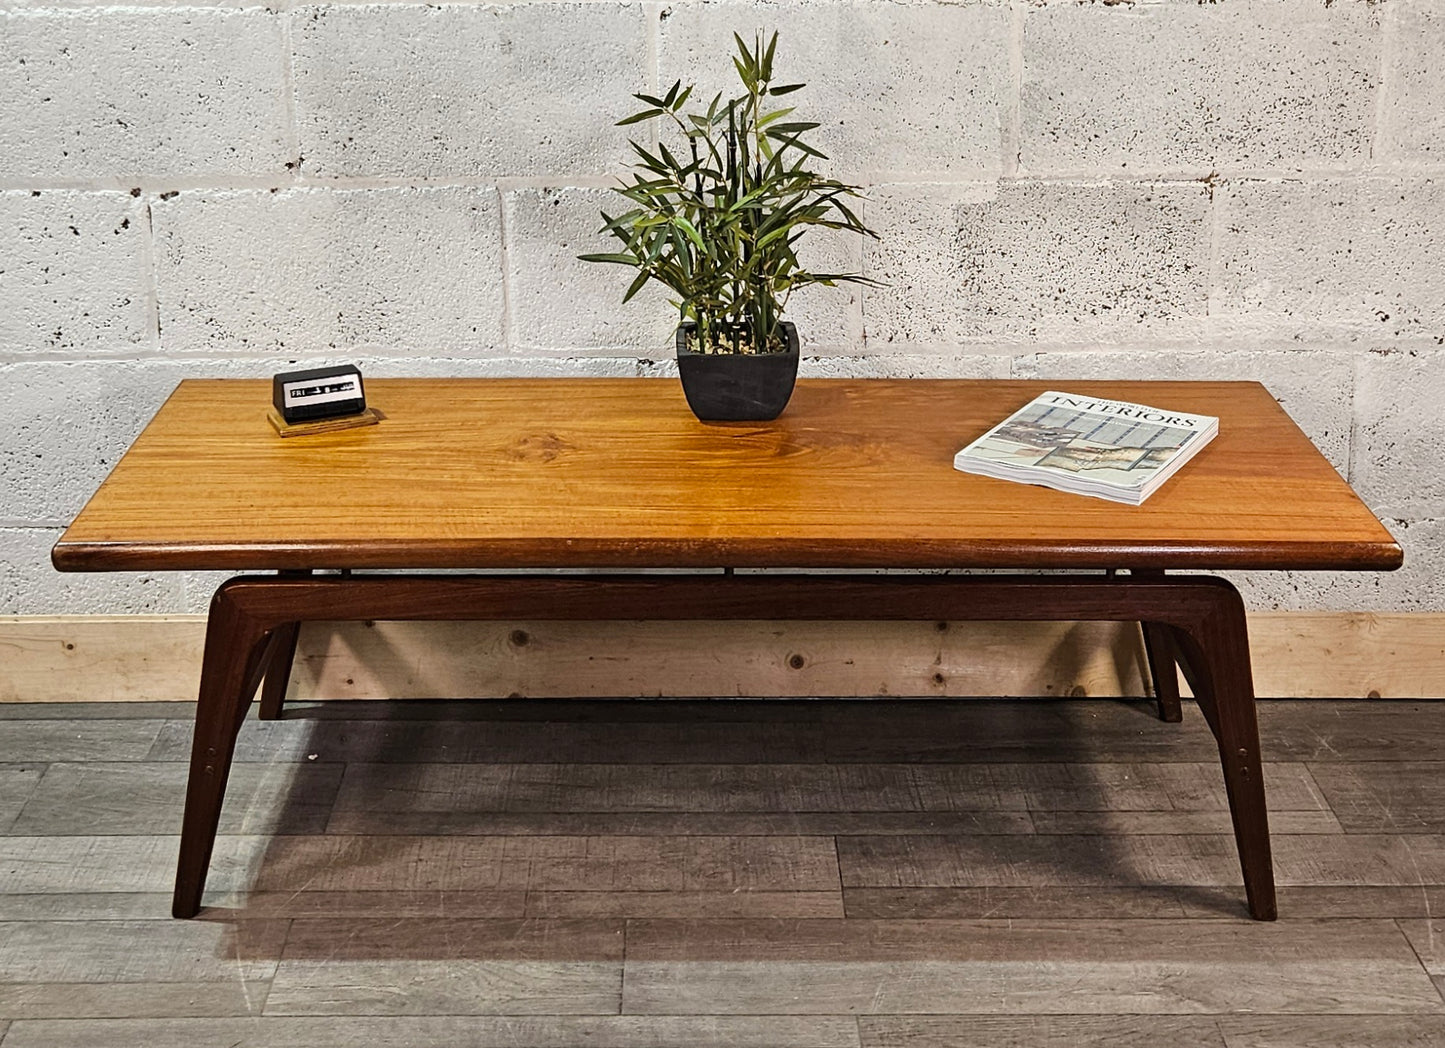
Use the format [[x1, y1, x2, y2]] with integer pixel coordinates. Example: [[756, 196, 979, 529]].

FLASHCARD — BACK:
[[1, 0, 1440, 615]]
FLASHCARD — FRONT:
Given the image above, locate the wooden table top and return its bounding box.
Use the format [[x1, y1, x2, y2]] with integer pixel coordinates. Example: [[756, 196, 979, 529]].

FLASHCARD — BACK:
[[52, 378, 1402, 573]]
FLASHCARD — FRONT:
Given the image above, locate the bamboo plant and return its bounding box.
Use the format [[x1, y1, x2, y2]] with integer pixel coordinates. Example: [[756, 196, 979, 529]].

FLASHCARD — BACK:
[[579, 31, 878, 356]]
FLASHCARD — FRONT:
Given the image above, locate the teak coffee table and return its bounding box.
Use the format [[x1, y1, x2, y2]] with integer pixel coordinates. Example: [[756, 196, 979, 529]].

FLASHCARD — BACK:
[[53, 378, 1402, 920]]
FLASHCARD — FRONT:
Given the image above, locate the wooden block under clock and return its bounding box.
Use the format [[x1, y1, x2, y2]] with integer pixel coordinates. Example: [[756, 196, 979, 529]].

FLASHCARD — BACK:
[[267, 406, 382, 438]]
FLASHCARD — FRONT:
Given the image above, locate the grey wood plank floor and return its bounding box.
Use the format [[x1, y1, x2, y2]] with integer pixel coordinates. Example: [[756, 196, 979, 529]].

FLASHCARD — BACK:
[[2, 697, 1444, 1047]]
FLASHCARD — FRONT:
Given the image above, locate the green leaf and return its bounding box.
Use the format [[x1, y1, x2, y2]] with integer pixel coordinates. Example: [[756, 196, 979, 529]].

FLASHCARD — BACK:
[[671, 227, 693, 279], [833, 198, 873, 234], [755, 226, 793, 251], [621, 268, 652, 303], [733, 31, 752, 67], [629, 140, 671, 174], [674, 216, 707, 252], [755, 106, 797, 129], [768, 132, 828, 161], [656, 140, 686, 176], [765, 121, 821, 135], [600, 210, 647, 236], [578, 252, 641, 265], [732, 54, 757, 92], [584, 33, 881, 321], [617, 108, 664, 127]]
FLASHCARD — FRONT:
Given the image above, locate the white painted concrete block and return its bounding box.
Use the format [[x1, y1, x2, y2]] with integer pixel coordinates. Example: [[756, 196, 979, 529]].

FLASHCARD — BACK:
[[1230, 517, 1438, 614], [0, 191, 150, 356], [0, 10, 288, 180], [1381, 1, 1445, 164], [293, 3, 648, 178], [506, 188, 678, 356], [636, 360, 681, 380], [864, 182, 1210, 345], [1216, 178, 1445, 339], [1353, 349, 1445, 521], [153, 187, 504, 355], [0, 358, 266, 528], [1011, 347, 1355, 473], [658, 2, 1010, 179], [800, 354, 1011, 380], [359, 356, 641, 379], [180, 570, 239, 616], [1020, 0, 1379, 174], [641, 354, 1011, 386], [1, 528, 186, 615]]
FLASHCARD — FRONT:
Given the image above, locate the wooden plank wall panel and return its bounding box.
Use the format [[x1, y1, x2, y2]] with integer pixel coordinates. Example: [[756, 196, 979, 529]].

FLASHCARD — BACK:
[[1, 612, 1443, 703], [291, 619, 1148, 701], [0, 617, 204, 704], [1247, 612, 1445, 699]]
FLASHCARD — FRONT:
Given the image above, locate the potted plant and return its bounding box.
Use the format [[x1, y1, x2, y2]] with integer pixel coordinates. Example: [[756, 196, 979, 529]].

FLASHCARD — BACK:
[[580, 31, 879, 421]]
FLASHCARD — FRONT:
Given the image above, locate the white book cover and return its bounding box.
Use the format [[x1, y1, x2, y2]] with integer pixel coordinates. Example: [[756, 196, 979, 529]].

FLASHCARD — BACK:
[[953, 391, 1219, 504]]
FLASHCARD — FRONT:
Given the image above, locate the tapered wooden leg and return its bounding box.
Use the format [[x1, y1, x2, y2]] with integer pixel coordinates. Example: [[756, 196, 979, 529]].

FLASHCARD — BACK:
[[1175, 585, 1276, 921], [167, 572, 1277, 921], [257, 621, 300, 721], [1134, 570, 1182, 723], [172, 585, 274, 918], [1142, 622, 1184, 723]]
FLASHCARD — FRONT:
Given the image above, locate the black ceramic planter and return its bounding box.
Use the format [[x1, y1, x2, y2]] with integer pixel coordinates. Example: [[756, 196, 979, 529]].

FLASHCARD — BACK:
[[675, 321, 800, 422]]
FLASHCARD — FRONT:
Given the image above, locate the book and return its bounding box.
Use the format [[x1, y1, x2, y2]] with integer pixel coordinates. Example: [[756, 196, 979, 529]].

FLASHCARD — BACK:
[[953, 390, 1219, 505]]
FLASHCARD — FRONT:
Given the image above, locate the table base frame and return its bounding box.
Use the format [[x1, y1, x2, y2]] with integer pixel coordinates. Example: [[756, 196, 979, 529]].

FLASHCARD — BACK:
[[175, 572, 1273, 920]]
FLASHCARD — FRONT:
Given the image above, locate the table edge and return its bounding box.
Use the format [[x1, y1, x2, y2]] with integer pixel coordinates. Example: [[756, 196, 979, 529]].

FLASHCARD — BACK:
[[51, 536, 1406, 574]]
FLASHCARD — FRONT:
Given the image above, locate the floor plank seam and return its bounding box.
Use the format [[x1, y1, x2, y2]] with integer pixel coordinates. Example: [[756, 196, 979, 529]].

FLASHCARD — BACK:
[[9, 702, 1445, 1037]]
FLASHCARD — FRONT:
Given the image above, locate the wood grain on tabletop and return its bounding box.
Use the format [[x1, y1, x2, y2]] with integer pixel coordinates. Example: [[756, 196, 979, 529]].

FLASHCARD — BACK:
[[52, 378, 1402, 571]]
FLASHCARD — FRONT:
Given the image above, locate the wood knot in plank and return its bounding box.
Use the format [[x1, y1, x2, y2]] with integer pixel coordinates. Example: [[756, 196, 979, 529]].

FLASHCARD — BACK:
[[505, 433, 577, 463]]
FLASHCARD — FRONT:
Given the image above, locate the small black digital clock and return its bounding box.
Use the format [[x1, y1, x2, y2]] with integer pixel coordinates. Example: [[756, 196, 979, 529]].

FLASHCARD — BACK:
[[272, 365, 367, 424]]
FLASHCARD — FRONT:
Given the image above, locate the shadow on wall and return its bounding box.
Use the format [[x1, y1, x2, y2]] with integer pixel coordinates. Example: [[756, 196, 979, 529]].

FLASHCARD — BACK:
[[286, 617, 1154, 703]]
